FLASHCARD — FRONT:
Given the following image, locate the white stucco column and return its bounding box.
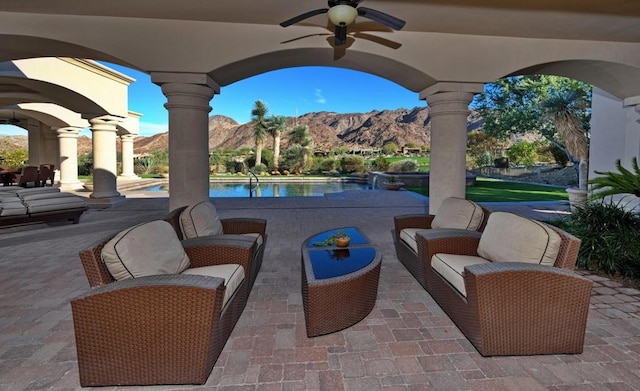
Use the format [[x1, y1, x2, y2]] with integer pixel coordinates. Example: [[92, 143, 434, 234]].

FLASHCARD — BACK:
[[152, 72, 219, 211], [56, 127, 83, 190], [119, 134, 138, 179], [589, 87, 640, 211], [42, 127, 59, 166], [89, 115, 123, 203], [26, 120, 43, 166], [421, 82, 484, 214]]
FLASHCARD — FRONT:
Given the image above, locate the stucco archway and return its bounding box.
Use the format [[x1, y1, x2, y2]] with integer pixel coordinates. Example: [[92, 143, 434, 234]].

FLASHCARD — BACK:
[[1, 2, 640, 209]]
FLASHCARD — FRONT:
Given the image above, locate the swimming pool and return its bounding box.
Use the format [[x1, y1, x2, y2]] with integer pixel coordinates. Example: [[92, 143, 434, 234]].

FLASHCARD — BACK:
[[137, 181, 371, 197]]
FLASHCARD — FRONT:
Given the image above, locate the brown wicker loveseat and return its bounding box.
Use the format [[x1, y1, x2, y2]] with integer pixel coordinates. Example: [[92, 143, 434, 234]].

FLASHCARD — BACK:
[[404, 211, 592, 356], [164, 201, 267, 289], [71, 220, 257, 386], [394, 197, 491, 290]]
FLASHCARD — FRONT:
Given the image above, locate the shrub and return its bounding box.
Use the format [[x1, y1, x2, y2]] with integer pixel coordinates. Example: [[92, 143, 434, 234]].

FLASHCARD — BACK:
[[506, 141, 537, 167], [314, 157, 337, 172], [373, 156, 389, 171], [253, 163, 268, 174], [340, 155, 365, 173], [387, 159, 418, 172], [0, 147, 28, 167], [551, 200, 640, 278], [225, 160, 245, 174], [78, 153, 93, 176], [589, 157, 640, 200], [382, 142, 398, 155]]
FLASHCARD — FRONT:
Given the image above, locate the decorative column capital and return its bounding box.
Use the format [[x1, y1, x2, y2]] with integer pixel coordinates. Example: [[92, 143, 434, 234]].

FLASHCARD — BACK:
[[56, 127, 82, 138], [89, 115, 123, 129], [120, 133, 136, 141], [160, 83, 216, 112]]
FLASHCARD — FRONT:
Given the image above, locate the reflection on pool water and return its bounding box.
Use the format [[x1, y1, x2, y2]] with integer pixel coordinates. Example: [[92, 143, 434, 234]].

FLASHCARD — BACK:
[[139, 182, 370, 197]]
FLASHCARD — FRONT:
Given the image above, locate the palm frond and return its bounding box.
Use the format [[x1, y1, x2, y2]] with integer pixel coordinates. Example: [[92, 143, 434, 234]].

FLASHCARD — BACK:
[[589, 157, 640, 199]]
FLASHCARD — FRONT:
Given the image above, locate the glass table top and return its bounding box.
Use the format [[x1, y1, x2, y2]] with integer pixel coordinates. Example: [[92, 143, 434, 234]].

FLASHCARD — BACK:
[[306, 227, 368, 248], [307, 247, 377, 280]]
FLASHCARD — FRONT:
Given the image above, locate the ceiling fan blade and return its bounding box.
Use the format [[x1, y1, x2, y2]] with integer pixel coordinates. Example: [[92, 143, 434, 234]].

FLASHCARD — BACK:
[[334, 24, 348, 46], [329, 0, 364, 7], [357, 7, 406, 30], [280, 8, 329, 27]]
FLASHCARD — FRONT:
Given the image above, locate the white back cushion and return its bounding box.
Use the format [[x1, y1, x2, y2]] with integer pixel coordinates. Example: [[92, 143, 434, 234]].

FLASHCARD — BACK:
[[477, 212, 561, 266], [431, 197, 485, 231], [102, 220, 191, 280], [179, 201, 224, 239]]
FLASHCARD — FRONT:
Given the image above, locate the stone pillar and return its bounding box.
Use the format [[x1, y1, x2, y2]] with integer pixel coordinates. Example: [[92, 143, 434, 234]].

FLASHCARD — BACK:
[[56, 127, 83, 190], [119, 134, 139, 179], [42, 127, 59, 166], [152, 72, 219, 211], [89, 115, 124, 204], [421, 83, 484, 214], [26, 120, 43, 166]]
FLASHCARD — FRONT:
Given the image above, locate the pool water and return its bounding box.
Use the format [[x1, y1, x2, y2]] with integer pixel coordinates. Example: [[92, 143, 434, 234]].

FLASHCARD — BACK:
[[139, 182, 370, 197]]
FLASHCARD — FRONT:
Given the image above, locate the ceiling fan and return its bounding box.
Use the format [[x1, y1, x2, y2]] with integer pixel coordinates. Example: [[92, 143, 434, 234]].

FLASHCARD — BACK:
[[0, 111, 21, 125], [279, 0, 406, 46]]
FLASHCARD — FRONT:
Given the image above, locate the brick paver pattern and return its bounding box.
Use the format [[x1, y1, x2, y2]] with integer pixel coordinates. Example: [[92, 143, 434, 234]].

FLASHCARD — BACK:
[[1, 188, 639, 390]]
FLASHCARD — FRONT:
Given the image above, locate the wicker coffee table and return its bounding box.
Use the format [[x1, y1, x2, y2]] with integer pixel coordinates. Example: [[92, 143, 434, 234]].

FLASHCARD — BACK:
[[301, 227, 381, 337]]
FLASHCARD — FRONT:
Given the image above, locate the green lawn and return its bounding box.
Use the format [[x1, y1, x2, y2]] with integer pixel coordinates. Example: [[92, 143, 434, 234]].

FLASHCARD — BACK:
[[406, 178, 569, 202], [372, 156, 431, 172]]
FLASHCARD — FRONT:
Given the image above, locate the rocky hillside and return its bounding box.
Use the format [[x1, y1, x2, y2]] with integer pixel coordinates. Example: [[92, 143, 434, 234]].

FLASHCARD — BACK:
[[1, 106, 482, 155], [136, 106, 443, 154]]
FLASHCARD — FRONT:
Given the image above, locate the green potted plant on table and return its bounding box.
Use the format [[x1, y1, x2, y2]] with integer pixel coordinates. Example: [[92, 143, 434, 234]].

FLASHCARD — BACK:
[[314, 229, 351, 247], [382, 175, 404, 190]]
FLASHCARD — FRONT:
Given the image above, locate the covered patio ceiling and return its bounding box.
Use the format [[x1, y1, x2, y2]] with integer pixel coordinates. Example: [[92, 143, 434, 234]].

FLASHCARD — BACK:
[[0, 1, 640, 98]]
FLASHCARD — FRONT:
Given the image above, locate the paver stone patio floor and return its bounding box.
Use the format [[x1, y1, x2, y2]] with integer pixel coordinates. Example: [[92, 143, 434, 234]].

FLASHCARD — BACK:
[[1, 189, 639, 390]]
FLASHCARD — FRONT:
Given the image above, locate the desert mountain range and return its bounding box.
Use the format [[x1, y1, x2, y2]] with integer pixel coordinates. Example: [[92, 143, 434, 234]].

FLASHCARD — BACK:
[[1, 106, 482, 155]]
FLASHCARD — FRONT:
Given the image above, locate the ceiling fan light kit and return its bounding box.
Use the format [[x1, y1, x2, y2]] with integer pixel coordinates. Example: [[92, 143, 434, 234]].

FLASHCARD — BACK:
[[327, 4, 358, 26], [279, 0, 405, 46]]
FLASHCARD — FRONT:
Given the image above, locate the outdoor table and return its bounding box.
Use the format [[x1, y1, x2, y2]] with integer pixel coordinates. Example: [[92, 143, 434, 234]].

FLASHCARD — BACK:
[[301, 227, 381, 337]]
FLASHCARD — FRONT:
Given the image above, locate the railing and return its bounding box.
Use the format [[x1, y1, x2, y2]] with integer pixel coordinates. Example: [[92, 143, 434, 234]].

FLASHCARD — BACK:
[[248, 171, 259, 198]]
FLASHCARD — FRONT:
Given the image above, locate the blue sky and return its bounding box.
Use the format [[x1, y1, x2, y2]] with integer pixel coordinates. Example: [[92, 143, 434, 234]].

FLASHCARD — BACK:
[[0, 64, 423, 137]]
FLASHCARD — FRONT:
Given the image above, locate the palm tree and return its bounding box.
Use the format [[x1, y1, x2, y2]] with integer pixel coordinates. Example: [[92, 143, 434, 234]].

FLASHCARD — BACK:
[[267, 115, 287, 172], [541, 90, 590, 191], [289, 124, 314, 172], [251, 100, 269, 169]]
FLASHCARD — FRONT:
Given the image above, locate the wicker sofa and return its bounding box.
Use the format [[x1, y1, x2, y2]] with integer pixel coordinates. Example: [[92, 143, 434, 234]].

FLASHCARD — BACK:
[[0, 187, 87, 227], [164, 201, 267, 289], [71, 220, 258, 386], [402, 211, 592, 356]]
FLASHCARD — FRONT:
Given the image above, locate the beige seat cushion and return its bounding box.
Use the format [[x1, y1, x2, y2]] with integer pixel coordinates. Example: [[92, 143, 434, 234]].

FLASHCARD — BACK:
[[0, 201, 28, 216], [179, 201, 224, 239], [182, 264, 245, 308], [102, 220, 191, 281], [24, 195, 87, 213], [242, 232, 264, 247], [431, 253, 492, 296], [431, 197, 485, 231], [399, 228, 425, 253], [477, 212, 561, 266]]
